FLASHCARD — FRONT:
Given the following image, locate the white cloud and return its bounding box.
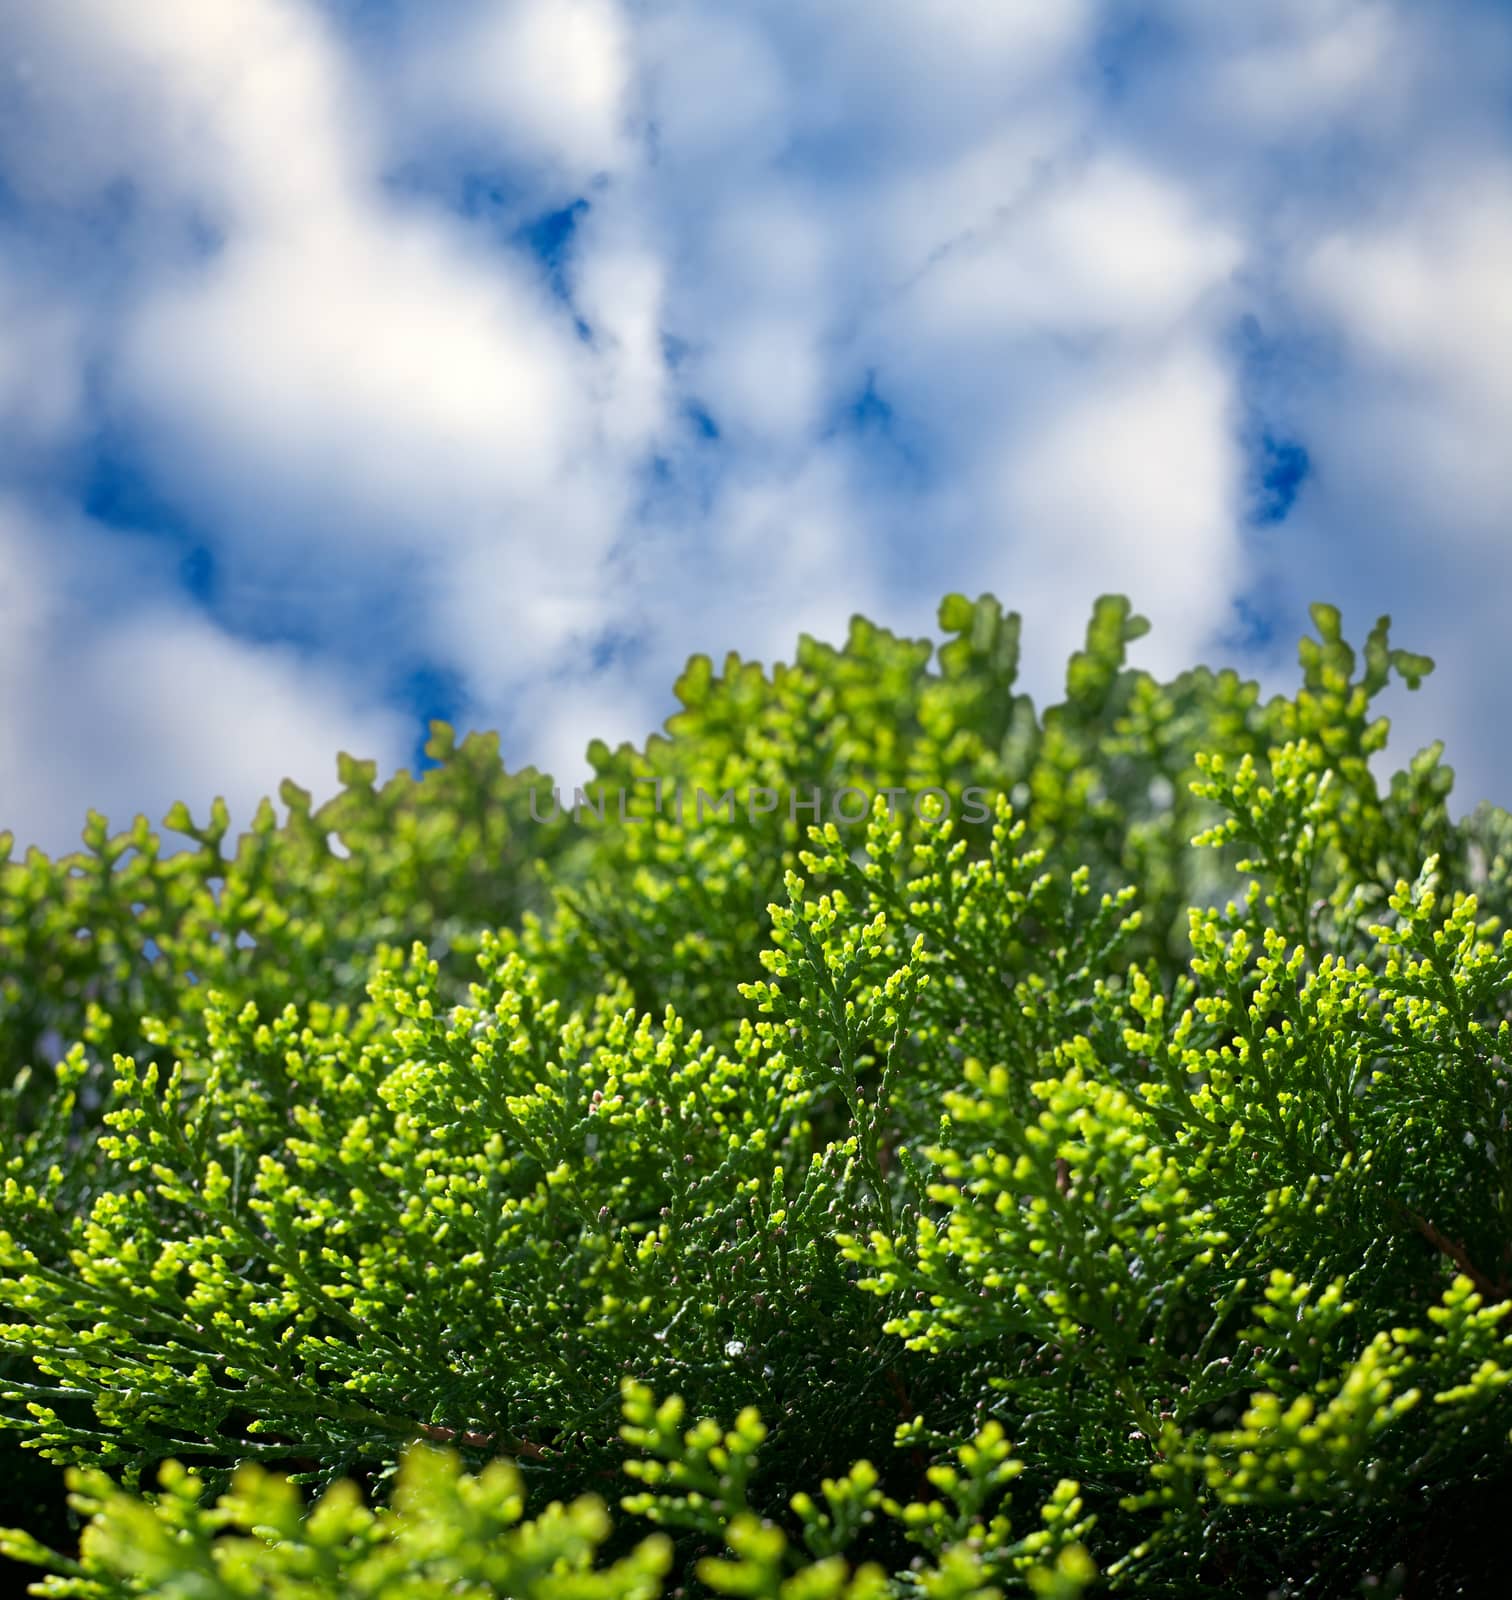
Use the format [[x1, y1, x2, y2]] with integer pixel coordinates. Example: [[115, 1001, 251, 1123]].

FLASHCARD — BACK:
[[0, 265, 85, 457], [1301, 166, 1512, 434], [987, 339, 1244, 684], [710, 447, 881, 623], [395, 0, 636, 185], [637, 8, 791, 175], [0, 504, 53, 812], [119, 209, 594, 542], [434, 478, 635, 697], [900, 151, 1241, 344], [571, 199, 670, 452], [2, 0, 655, 547], [488, 428, 901, 798], [0, 0, 370, 223], [3, 0, 1512, 845], [761, 0, 1093, 156], [694, 313, 826, 444], [1165, 0, 1412, 133], [86, 611, 407, 814], [0, 499, 409, 854], [1270, 156, 1512, 811]]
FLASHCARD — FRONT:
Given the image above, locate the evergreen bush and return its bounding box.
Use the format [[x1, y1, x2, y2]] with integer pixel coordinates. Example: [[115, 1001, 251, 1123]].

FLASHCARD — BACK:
[[3, 594, 1511, 1596]]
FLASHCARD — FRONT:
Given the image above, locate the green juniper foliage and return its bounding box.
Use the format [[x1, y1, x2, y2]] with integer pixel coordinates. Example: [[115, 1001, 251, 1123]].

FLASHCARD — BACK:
[[0, 1395, 1098, 1600], [3, 594, 1512, 1596]]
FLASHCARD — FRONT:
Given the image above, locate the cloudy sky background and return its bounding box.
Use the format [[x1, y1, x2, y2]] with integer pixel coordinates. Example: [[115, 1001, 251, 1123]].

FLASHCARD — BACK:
[[1, 0, 1509, 852]]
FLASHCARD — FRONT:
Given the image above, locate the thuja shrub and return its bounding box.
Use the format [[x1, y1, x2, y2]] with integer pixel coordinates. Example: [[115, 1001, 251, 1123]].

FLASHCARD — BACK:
[[3, 594, 1512, 1595]]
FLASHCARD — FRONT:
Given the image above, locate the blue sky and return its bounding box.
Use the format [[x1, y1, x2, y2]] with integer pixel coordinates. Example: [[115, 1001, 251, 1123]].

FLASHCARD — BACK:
[[2, 0, 1510, 851]]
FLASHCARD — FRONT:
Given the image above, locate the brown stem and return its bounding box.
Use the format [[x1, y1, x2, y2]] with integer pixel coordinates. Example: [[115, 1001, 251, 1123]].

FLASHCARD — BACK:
[[417, 1423, 547, 1459], [885, 1366, 933, 1504], [1405, 1208, 1510, 1302], [415, 1423, 621, 1486]]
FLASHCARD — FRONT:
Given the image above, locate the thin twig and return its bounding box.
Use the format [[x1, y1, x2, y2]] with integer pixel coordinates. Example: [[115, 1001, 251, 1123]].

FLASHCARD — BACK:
[[1404, 1208, 1510, 1302], [417, 1423, 540, 1458]]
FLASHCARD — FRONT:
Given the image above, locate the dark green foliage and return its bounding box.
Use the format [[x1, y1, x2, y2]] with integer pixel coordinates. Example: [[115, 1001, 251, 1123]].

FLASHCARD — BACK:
[[2, 594, 1509, 1596]]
